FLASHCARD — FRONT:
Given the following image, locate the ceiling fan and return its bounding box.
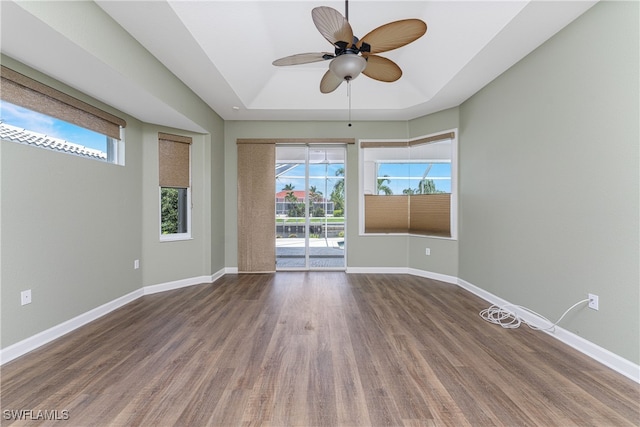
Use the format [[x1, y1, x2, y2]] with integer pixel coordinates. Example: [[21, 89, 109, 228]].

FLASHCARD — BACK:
[[272, 1, 427, 94]]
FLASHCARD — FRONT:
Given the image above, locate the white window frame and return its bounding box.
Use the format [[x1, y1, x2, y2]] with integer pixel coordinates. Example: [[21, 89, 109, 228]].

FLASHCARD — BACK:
[[374, 160, 452, 195], [0, 102, 125, 166], [108, 126, 126, 165], [159, 137, 192, 242], [159, 186, 192, 242], [358, 129, 458, 240]]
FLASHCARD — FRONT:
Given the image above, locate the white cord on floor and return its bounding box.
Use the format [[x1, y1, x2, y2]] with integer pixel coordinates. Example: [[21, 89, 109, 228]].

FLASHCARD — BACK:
[[479, 298, 590, 332]]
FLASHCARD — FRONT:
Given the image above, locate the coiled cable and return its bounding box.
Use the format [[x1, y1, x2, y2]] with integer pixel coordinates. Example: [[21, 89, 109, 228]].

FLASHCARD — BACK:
[[479, 298, 590, 332]]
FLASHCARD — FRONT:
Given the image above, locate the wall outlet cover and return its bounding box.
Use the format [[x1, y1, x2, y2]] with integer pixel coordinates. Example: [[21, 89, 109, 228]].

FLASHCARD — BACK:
[[21, 289, 32, 306]]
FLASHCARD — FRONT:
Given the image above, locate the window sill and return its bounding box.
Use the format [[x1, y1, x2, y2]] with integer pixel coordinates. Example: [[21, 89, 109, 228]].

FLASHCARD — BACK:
[[408, 233, 457, 241], [160, 234, 193, 242], [360, 232, 457, 241]]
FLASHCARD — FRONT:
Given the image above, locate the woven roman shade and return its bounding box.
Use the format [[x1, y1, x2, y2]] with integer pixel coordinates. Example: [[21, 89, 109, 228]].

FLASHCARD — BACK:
[[408, 132, 455, 146], [364, 194, 451, 236], [0, 66, 126, 140], [362, 132, 455, 237], [237, 143, 276, 272], [159, 133, 191, 188], [364, 195, 410, 233], [360, 131, 454, 148], [237, 138, 355, 145], [409, 194, 451, 237], [236, 138, 351, 272]]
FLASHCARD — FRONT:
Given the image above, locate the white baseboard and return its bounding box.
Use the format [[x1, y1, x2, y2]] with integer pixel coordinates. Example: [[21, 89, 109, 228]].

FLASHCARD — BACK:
[[408, 268, 458, 285], [144, 268, 226, 295], [0, 288, 144, 365], [349, 267, 639, 383], [457, 278, 640, 384], [4, 267, 638, 384], [346, 266, 457, 285], [143, 275, 213, 295], [143, 274, 212, 296], [0, 268, 228, 365], [346, 266, 408, 274]]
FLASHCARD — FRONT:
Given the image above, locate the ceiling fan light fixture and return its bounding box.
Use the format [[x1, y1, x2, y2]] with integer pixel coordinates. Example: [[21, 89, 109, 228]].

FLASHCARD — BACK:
[[272, 4, 426, 95], [329, 54, 367, 81]]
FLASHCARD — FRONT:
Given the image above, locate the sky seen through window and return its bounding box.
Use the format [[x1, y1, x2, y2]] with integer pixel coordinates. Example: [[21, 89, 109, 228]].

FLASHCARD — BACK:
[[0, 101, 108, 153]]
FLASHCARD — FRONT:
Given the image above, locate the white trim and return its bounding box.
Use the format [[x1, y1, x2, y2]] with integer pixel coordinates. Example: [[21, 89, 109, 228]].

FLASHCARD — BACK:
[[159, 234, 193, 242], [144, 275, 212, 295], [159, 186, 192, 242], [346, 266, 408, 274], [347, 267, 457, 285], [0, 288, 144, 365], [210, 268, 226, 282], [457, 278, 640, 384], [358, 129, 458, 239], [408, 268, 457, 285], [0, 268, 227, 365], [349, 267, 640, 383], [3, 267, 637, 384], [143, 268, 226, 295]]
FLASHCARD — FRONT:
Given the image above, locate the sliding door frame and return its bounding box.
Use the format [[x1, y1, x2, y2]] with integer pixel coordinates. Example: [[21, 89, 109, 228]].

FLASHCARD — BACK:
[[237, 138, 354, 273], [276, 144, 347, 271]]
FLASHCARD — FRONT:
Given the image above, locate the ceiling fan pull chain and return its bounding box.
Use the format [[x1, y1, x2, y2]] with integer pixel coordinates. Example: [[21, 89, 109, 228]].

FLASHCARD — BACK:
[[347, 80, 352, 127]]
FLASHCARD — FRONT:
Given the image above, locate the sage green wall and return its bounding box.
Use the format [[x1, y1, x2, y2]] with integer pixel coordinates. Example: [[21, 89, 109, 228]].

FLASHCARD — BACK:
[[224, 120, 413, 269], [3, 0, 636, 371], [11, 1, 210, 134], [210, 123, 227, 274], [225, 116, 462, 277], [140, 125, 213, 286], [458, 1, 639, 363], [407, 108, 460, 277], [140, 119, 225, 284], [0, 58, 143, 348], [9, 0, 227, 286], [0, 0, 225, 348]]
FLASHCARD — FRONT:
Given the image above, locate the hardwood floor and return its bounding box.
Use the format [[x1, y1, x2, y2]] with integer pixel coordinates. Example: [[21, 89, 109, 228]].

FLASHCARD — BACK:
[[1, 273, 638, 426]]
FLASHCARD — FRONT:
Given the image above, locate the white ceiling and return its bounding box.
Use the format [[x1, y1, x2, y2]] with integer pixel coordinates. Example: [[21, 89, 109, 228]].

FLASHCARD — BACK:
[[2, 1, 597, 125]]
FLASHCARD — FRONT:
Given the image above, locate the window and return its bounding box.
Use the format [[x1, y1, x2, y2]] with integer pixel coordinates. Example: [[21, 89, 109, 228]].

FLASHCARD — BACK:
[[0, 66, 125, 164], [0, 101, 121, 163], [360, 131, 457, 238], [159, 132, 192, 240]]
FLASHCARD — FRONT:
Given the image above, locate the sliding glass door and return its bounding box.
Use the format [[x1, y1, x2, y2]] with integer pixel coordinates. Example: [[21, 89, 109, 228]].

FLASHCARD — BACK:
[[275, 145, 346, 270]]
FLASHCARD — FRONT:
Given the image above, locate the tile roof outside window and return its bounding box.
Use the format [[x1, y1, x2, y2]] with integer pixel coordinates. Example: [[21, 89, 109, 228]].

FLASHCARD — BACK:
[[0, 121, 107, 160]]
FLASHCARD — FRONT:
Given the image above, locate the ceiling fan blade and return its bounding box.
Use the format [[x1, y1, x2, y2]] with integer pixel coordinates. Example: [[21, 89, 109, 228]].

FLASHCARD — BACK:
[[320, 70, 344, 93], [357, 19, 427, 54], [272, 52, 333, 66], [312, 6, 354, 48], [362, 54, 402, 82]]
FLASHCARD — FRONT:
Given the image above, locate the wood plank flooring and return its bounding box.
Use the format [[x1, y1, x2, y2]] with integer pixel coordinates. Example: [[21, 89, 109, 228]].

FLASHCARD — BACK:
[[1, 273, 638, 426]]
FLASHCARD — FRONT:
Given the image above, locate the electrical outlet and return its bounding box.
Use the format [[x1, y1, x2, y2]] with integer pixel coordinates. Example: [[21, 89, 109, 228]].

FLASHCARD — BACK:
[[588, 293, 599, 311], [425, 248, 431, 256], [21, 289, 32, 306], [134, 259, 140, 269]]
